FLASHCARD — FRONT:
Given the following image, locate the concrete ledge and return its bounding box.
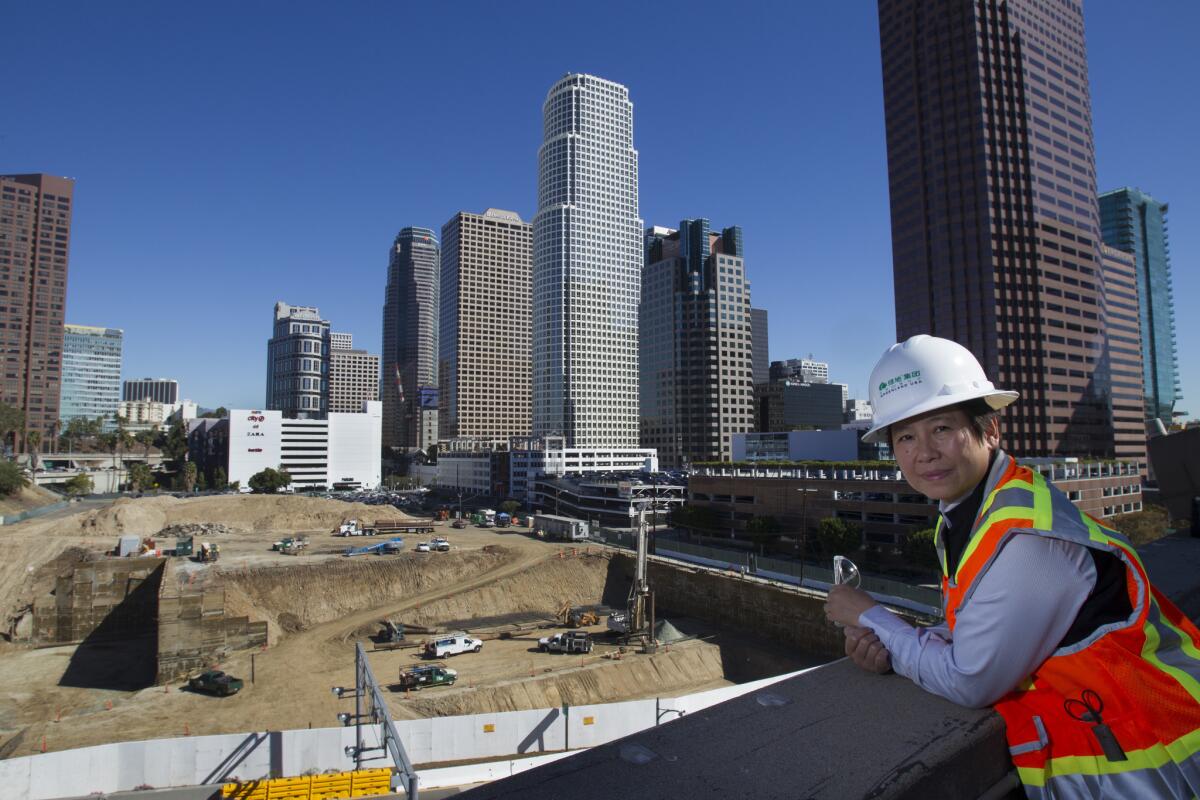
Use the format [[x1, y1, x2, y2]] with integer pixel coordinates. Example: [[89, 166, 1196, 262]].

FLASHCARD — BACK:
[[463, 533, 1200, 799]]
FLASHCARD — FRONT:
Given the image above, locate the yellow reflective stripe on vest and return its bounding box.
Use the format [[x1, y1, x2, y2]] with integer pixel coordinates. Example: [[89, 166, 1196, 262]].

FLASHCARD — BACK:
[[934, 515, 948, 577], [1142, 608, 1200, 704], [1017, 727, 1200, 787]]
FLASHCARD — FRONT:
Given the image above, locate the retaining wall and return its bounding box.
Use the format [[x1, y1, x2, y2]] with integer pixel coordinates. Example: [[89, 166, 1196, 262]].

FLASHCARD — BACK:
[[32, 557, 164, 645]]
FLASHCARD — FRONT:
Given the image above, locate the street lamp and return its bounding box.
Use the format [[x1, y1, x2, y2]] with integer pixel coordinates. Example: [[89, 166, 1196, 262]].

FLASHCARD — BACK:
[[797, 485, 819, 581]]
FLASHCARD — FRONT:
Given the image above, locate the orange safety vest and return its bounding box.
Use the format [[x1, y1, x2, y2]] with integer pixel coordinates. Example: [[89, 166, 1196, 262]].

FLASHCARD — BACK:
[[936, 454, 1200, 798]]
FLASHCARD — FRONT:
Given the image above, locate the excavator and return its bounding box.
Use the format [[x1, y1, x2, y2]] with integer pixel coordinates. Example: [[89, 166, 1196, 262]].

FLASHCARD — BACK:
[[556, 602, 600, 628]]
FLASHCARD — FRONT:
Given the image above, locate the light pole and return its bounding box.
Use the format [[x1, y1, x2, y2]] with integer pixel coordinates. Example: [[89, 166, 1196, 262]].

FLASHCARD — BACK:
[[797, 485, 818, 582]]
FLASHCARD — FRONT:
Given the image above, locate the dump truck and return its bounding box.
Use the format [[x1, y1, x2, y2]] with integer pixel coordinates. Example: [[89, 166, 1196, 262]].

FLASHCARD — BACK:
[[538, 631, 593, 654], [396, 664, 457, 691], [188, 669, 243, 697]]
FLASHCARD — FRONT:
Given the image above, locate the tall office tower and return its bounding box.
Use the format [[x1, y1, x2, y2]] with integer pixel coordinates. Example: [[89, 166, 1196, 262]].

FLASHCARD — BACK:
[[439, 208, 533, 440], [330, 332, 353, 351], [640, 220, 755, 467], [0, 174, 73, 445], [328, 349, 380, 414], [1099, 188, 1180, 424], [1099, 245, 1147, 463], [751, 308, 770, 386], [382, 227, 439, 451], [265, 302, 329, 419], [122, 378, 179, 404], [533, 74, 643, 447], [60, 325, 123, 425], [878, 0, 1112, 458]]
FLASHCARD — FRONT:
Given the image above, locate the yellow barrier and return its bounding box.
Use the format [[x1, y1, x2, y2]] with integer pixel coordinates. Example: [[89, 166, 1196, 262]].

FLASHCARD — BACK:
[[222, 768, 392, 800]]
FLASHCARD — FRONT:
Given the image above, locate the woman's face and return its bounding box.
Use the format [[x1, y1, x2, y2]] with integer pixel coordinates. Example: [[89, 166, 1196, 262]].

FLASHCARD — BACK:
[[891, 407, 998, 502]]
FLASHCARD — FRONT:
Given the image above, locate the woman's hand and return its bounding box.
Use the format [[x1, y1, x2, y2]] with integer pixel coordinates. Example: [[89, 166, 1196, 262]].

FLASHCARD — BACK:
[[825, 584, 878, 627], [843, 625, 892, 674]]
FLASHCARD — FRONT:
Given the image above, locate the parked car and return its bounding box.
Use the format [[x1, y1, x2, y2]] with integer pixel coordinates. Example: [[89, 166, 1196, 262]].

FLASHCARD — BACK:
[[187, 669, 243, 697], [538, 631, 593, 654], [431, 537, 450, 552], [425, 634, 483, 658], [451, 519, 468, 529], [415, 542, 431, 553]]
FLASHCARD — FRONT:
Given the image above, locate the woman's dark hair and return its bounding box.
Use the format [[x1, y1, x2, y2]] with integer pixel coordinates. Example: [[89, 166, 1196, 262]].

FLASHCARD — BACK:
[[887, 398, 1002, 446]]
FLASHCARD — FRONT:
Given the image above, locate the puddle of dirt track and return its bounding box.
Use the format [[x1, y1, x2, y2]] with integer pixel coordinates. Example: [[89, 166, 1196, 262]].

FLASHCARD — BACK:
[[0, 504, 830, 758]]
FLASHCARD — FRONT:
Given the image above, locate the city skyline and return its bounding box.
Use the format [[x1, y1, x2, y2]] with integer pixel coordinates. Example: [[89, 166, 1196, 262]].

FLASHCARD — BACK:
[[3, 3, 1196, 418]]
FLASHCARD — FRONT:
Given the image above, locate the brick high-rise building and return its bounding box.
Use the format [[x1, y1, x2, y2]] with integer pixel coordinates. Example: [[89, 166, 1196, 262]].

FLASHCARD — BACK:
[[382, 227, 439, 451], [1100, 245, 1147, 464], [439, 208, 532, 440], [0, 174, 73, 446], [878, 0, 1112, 458], [328, 349, 380, 415], [640, 220, 755, 467]]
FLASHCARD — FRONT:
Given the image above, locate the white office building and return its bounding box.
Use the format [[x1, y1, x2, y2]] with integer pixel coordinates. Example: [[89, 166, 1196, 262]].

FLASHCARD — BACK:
[[509, 435, 657, 500], [533, 73, 644, 448], [226, 401, 381, 490]]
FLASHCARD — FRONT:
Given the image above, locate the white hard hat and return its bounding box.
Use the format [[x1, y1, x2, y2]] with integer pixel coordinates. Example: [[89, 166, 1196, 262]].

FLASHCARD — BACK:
[[862, 335, 1018, 444]]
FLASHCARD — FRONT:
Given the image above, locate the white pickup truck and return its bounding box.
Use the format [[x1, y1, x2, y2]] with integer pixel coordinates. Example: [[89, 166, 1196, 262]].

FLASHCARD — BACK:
[[425, 634, 483, 658]]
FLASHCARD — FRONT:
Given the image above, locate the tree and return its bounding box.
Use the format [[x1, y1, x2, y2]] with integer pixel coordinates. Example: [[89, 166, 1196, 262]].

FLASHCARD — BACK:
[[63, 473, 93, 497], [228, 480, 240, 493], [499, 500, 521, 515], [0, 402, 25, 456], [25, 430, 42, 474], [181, 462, 198, 492], [134, 430, 156, 460], [816, 517, 863, 556], [901, 527, 939, 573], [160, 420, 188, 468], [0, 460, 30, 495], [248, 467, 291, 494], [196, 471, 208, 491], [198, 406, 229, 419], [745, 515, 782, 554], [127, 462, 155, 492], [213, 467, 228, 491]]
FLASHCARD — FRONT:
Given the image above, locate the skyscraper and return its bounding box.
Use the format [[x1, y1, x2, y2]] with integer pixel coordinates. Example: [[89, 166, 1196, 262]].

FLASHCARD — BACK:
[[641, 221, 755, 467], [266, 302, 329, 419], [1099, 188, 1180, 424], [123, 378, 179, 405], [751, 308, 769, 386], [1099, 245, 1147, 463], [878, 0, 1111, 458], [382, 227, 439, 451], [533, 74, 642, 448], [440, 208, 533, 440], [328, 349, 380, 414], [60, 325, 122, 425], [0, 174, 73, 445]]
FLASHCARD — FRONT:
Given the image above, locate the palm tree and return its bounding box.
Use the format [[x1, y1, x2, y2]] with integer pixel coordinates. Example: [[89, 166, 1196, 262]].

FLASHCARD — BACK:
[[26, 431, 42, 476]]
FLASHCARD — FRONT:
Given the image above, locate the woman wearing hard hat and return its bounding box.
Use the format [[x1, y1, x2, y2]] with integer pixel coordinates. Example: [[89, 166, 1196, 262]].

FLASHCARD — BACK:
[[825, 334, 1200, 799]]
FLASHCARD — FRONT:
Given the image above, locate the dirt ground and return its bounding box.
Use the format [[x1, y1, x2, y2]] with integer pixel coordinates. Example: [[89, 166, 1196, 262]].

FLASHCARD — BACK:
[[0, 495, 818, 759]]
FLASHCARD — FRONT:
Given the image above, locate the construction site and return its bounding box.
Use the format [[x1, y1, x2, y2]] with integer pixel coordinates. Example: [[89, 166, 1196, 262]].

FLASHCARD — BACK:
[[0, 492, 841, 795]]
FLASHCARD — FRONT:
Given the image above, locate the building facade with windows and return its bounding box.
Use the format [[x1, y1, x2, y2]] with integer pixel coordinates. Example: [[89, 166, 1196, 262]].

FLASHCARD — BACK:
[[770, 358, 829, 384], [878, 0, 1113, 458], [533, 73, 643, 448], [265, 302, 329, 419], [60, 324, 123, 425], [122, 378, 179, 405], [328, 349, 380, 415], [1099, 245, 1148, 465], [751, 308, 769, 387], [1099, 187, 1180, 424], [1, 174, 73, 445], [439, 208, 532, 440], [640, 220, 755, 467], [382, 227, 439, 451]]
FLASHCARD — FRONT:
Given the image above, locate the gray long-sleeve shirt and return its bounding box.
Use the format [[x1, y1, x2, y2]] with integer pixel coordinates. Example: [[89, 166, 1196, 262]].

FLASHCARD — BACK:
[[859, 532, 1096, 708]]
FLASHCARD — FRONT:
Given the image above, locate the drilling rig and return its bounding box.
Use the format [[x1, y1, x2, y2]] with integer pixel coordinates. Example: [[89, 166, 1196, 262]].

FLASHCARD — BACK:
[[624, 504, 655, 649]]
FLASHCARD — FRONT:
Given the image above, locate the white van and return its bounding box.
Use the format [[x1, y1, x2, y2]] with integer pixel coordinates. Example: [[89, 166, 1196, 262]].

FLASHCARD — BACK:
[[425, 634, 482, 658]]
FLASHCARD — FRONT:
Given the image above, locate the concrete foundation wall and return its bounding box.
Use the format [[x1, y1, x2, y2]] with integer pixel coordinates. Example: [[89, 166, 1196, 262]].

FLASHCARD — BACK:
[[156, 560, 267, 683], [32, 558, 164, 645], [611, 553, 844, 658]]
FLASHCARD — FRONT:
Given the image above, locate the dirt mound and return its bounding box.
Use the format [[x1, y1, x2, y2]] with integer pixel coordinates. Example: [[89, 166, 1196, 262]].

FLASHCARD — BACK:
[[400, 642, 726, 717], [58, 495, 396, 538]]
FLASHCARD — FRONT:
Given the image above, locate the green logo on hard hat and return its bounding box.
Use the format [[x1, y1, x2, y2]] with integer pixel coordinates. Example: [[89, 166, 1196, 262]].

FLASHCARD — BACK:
[[878, 369, 923, 398]]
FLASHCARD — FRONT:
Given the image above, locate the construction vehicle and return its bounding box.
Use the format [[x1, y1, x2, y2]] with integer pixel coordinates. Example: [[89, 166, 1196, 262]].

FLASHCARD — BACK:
[[556, 602, 601, 628], [195, 542, 220, 563], [373, 520, 435, 535], [425, 634, 482, 658], [435, 508, 450, 522], [396, 664, 457, 691], [496, 512, 511, 528], [343, 537, 403, 557], [271, 535, 310, 553], [335, 519, 369, 537], [174, 536, 194, 558], [538, 631, 593, 654], [375, 619, 406, 650], [187, 669, 243, 696]]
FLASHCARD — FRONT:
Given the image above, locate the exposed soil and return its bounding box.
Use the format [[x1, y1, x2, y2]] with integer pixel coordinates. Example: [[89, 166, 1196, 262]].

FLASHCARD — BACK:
[[0, 495, 820, 759]]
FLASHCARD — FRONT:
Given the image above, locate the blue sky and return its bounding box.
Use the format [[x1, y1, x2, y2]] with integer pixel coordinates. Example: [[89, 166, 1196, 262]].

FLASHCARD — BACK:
[[4, 2, 1197, 418]]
